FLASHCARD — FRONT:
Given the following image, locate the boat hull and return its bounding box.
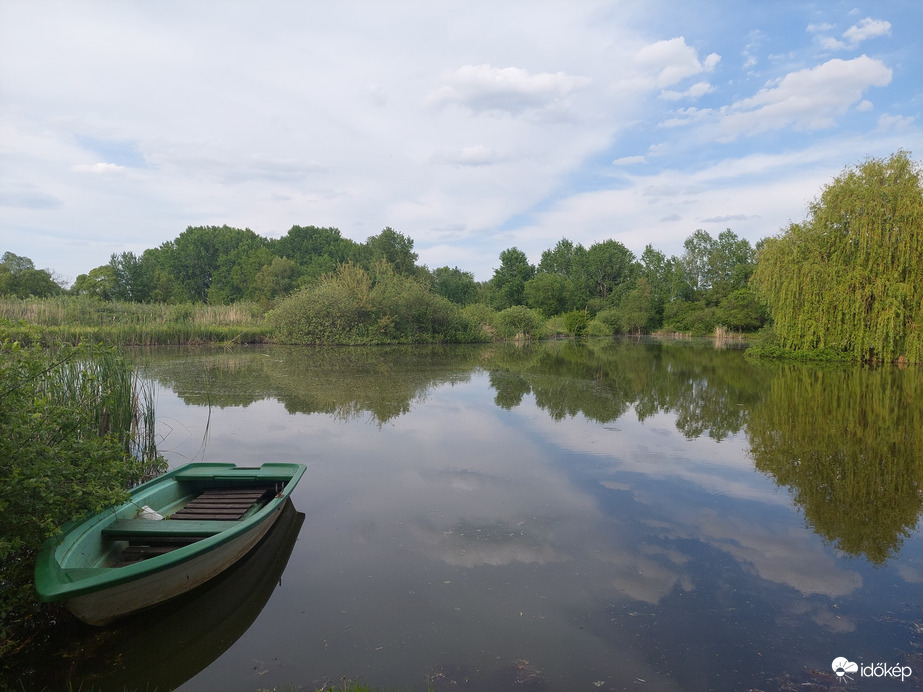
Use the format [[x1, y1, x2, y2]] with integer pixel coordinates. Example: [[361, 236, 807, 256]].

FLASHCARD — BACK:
[[34, 462, 307, 625], [65, 506, 280, 625]]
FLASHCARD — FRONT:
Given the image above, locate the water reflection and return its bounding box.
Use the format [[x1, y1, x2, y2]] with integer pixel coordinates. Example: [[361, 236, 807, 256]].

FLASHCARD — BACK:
[[140, 341, 922, 568], [748, 364, 923, 564], [125, 341, 922, 691], [11, 501, 304, 692]]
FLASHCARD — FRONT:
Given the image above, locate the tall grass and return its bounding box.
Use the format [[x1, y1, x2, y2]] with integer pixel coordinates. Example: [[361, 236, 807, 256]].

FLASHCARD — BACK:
[[1, 342, 167, 657], [0, 296, 271, 346], [39, 346, 162, 478]]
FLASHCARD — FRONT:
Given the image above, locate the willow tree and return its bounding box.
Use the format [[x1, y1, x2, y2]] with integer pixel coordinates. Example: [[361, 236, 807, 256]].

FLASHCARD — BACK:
[[751, 151, 923, 362]]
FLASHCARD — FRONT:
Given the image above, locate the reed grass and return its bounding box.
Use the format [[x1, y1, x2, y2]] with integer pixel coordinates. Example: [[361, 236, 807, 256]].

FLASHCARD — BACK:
[[0, 296, 271, 346], [38, 345, 163, 478]]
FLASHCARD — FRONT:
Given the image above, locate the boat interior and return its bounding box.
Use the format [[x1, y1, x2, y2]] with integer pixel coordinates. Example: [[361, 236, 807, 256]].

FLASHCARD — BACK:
[[100, 483, 283, 567]]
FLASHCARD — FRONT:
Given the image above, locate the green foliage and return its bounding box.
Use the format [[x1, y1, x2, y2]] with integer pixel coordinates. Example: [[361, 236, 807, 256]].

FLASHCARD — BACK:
[[751, 151, 923, 362], [269, 262, 479, 345], [72, 265, 118, 300], [662, 299, 721, 335], [0, 253, 62, 299], [273, 225, 358, 282], [0, 342, 165, 653], [460, 302, 497, 339], [715, 287, 766, 332], [748, 363, 923, 563], [581, 239, 636, 300], [251, 256, 299, 303], [562, 309, 590, 337], [524, 272, 575, 316], [591, 308, 618, 335], [494, 305, 546, 339], [431, 266, 478, 305], [538, 238, 583, 276], [489, 248, 535, 309], [585, 316, 612, 337], [0, 296, 271, 346], [361, 227, 419, 276], [613, 278, 657, 334]]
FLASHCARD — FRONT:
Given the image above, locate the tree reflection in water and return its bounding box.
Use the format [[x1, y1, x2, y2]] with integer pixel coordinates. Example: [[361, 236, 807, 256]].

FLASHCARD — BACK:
[[141, 339, 922, 566]]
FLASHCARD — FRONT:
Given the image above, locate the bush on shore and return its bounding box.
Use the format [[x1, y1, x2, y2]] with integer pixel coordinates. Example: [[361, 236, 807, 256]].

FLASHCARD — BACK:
[[0, 342, 166, 658], [269, 262, 483, 345]]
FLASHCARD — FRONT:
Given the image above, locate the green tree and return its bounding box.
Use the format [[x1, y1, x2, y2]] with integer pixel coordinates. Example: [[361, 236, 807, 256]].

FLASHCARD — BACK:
[[751, 151, 923, 362], [679, 229, 715, 295], [0, 252, 62, 298], [274, 225, 357, 282], [495, 304, 545, 339], [524, 272, 575, 316], [489, 247, 535, 309], [11, 269, 62, 298], [538, 238, 584, 277], [431, 266, 478, 305], [108, 251, 150, 302], [638, 245, 686, 324], [562, 309, 590, 337], [251, 256, 299, 302], [166, 225, 265, 303], [1, 251, 35, 275], [208, 242, 273, 304], [716, 288, 765, 332], [580, 239, 635, 300], [72, 265, 118, 300], [268, 261, 476, 345], [361, 227, 418, 276], [616, 278, 657, 334], [709, 229, 756, 301]]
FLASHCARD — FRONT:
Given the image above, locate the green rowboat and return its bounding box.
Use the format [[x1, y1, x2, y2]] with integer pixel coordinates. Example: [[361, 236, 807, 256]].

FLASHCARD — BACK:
[[34, 462, 306, 625]]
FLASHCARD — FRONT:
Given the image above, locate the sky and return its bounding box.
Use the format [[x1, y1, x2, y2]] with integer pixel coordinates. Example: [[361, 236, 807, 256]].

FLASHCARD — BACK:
[[1, 0, 920, 285]]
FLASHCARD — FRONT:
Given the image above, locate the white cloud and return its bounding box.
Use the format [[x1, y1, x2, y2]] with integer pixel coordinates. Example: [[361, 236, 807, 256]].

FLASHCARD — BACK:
[[430, 144, 509, 167], [716, 55, 892, 139], [0, 185, 63, 209], [634, 37, 720, 88], [815, 16, 891, 51], [71, 162, 126, 174], [612, 155, 646, 166], [819, 36, 848, 51], [660, 81, 715, 101], [426, 64, 591, 116], [0, 1, 918, 284], [877, 113, 915, 130], [842, 17, 891, 45]]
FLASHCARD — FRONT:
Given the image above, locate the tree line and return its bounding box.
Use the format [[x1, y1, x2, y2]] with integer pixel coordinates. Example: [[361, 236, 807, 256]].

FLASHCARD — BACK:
[[2, 223, 767, 335], [2, 151, 920, 359]]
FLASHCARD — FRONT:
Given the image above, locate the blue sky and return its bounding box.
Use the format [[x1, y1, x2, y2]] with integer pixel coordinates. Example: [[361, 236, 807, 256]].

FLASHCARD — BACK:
[[1, 0, 920, 284]]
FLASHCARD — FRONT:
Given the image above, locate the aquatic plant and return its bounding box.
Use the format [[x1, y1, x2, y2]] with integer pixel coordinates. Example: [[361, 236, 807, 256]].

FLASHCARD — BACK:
[[0, 342, 166, 658]]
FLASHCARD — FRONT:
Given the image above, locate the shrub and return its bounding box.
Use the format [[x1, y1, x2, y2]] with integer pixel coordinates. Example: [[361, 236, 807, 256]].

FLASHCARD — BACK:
[[586, 317, 612, 337], [495, 305, 546, 340], [269, 262, 480, 344], [0, 342, 165, 654], [562, 310, 590, 337]]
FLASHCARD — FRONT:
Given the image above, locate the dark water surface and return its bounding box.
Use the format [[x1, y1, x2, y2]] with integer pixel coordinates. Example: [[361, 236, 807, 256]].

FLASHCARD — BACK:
[[22, 340, 923, 690]]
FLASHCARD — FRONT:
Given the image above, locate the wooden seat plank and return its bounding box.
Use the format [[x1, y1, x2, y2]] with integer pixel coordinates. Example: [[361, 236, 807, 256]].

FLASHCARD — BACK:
[[169, 486, 272, 521]]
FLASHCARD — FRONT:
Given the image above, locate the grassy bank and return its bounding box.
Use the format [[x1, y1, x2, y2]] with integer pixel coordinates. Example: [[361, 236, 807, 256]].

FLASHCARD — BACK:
[[0, 342, 166, 660], [0, 296, 272, 346], [1, 293, 749, 348]]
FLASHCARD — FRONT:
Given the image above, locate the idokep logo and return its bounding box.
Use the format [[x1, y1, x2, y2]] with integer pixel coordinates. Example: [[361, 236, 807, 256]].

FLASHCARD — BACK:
[[832, 656, 913, 682], [832, 657, 858, 677]]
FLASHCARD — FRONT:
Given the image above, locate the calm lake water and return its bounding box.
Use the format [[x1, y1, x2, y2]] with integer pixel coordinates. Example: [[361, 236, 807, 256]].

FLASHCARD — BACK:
[[17, 340, 923, 691]]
